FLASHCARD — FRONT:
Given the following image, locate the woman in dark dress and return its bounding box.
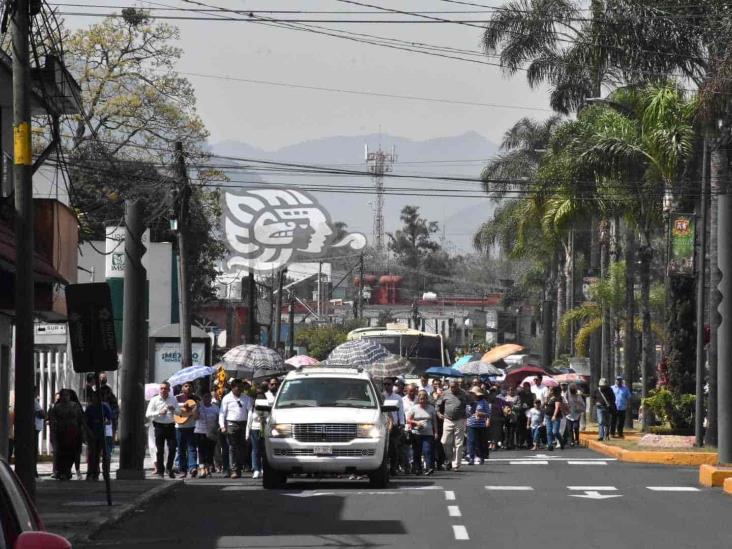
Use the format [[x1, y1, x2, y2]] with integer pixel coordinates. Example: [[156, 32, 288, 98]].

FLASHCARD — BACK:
[[49, 389, 85, 480]]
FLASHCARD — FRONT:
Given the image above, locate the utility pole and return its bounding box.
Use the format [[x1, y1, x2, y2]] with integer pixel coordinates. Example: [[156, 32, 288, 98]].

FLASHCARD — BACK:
[[175, 142, 192, 368], [358, 253, 364, 319], [246, 270, 256, 344], [273, 268, 285, 351], [717, 191, 732, 464], [12, 0, 35, 498], [365, 145, 396, 259], [287, 293, 295, 356], [317, 262, 322, 319], [695, 138, 708, 447], [118, 199, 147, 479], [542, 298, 554, 367]]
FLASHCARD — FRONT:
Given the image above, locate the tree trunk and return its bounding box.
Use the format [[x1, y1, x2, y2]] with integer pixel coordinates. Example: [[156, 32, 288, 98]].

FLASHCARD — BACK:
[[600, 218, 612, 382], [589, 216, 601, 396], [555, 245, 567, 359], [639, 239, 654, 432], [624, 224, 637, 428], [706, 143, 727, 446]]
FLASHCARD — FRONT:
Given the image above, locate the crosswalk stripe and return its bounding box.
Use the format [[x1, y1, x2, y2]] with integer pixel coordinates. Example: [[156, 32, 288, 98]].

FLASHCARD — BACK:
[[448, 505, 462, 517], [568, 461, 608, 465], [568, 486, 617, 491], [485, 486, 534, 491], [452, 525, 470, 540], [509, 460, 548, 465], [646, 486, 700, 492], [445, 490, 456, 500]]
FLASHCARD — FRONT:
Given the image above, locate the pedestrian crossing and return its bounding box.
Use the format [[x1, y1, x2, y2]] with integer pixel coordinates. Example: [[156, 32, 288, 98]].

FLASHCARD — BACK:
[[485, 484, 702, 498]]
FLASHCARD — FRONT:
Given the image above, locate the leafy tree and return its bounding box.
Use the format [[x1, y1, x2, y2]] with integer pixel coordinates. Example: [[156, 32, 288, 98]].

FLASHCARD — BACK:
[[295, 320, 365, 360]]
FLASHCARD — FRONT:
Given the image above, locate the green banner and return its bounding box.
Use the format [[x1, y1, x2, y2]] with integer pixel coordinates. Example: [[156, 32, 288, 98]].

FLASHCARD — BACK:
[[669, 213, 695, 276]]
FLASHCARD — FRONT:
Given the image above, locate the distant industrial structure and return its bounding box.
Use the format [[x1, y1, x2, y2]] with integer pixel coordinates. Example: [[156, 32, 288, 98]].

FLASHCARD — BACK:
[[365, 145, 397, 257]]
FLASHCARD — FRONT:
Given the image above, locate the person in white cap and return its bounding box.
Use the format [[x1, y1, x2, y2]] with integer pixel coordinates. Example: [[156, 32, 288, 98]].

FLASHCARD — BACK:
[[592, 378, 616, 441]]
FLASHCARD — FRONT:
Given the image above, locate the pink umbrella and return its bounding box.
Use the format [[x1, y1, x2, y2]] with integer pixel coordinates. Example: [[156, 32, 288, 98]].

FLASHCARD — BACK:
[[145, 383, 160, 400], [554, 373, 590, 384], [521, 375, 558, 388], [285, 355, 319, 367]]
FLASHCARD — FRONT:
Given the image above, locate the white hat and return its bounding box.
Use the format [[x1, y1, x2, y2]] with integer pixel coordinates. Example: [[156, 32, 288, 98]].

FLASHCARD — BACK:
[[599, 378, 609, 387]]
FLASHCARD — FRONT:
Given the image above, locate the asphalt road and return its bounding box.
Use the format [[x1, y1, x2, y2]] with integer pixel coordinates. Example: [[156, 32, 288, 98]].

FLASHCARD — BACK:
[[77, 447, 732, 549]]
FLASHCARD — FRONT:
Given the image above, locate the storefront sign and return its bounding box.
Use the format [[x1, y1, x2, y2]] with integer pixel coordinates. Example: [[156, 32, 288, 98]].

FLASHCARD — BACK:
[[105, 226, 150, 278], [153, 341, 206, 382]]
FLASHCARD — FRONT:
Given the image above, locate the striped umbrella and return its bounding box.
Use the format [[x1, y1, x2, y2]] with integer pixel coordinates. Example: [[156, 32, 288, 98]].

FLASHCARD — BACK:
[[322, 340, 392, 369], [364, 355, 413, 379], [285, 355, 319, 367], [222, 344, 285, 375]]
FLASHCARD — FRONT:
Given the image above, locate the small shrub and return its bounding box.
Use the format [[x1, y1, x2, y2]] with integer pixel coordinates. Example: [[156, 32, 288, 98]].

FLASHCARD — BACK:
[[643, 389, 695, 431]]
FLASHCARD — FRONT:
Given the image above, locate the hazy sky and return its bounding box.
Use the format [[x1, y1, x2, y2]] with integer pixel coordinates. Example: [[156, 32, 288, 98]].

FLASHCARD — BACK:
[[59, 0, 553, 151]]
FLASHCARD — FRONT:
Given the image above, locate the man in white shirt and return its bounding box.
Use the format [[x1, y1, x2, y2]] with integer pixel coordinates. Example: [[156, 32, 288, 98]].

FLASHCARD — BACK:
[[401, 384, 419, 473], [145, 382, 179, 478], [531, 375, 551, 405], [265, 378, 280, 402], [218, 379, 253, 479]]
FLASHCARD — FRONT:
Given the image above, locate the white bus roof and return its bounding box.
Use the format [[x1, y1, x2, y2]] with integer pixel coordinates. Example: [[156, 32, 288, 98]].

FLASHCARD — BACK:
[[347, 326, 442, 339]]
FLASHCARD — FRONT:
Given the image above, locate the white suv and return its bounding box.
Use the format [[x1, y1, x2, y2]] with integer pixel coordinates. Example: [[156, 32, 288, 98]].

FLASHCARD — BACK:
[[258, 367, 397, 489]]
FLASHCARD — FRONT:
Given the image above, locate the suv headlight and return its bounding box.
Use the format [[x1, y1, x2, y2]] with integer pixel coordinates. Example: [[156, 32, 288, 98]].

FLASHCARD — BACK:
[[357, 423, 381, 438], [270, 423, 292, 438]]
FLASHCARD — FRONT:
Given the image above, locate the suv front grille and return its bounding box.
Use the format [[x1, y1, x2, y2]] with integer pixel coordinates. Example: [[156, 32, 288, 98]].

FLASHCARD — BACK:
[[293, 423, 357, 443], [274, 448, 375, 457]]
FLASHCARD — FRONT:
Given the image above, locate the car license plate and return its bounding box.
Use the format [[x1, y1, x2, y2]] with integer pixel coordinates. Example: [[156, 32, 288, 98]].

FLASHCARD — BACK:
[[314, 446, 333, 455]]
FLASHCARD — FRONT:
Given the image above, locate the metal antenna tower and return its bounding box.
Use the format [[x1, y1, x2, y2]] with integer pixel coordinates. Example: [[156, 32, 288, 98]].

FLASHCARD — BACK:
[[364, 144, 397, 256]]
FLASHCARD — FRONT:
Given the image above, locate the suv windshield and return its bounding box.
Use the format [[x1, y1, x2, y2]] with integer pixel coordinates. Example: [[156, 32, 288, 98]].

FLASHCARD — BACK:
[[275, 378, 377, 409]]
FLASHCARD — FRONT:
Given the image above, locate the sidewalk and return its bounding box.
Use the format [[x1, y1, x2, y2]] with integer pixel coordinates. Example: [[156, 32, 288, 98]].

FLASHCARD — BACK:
[[34, 455, 181, 543]]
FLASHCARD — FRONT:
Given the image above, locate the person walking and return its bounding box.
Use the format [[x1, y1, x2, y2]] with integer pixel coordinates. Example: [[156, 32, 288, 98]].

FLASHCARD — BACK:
[[402, 384, 419, 474], [436, 380, 468, 471], [145, 381, 179, 478], [527, 400, 544, 450], [194, 391, 219, 478], [593, 378, 616, 441], [405, 390, 437, 476], [486, 386, 504, 451], [515, 382, 534, 448], [545, 386, 565, 451], [246, 383, 269, 479], [219, 379, 252, 479], [466, 387, 490, 465], [98, 373, 120, 439], [48, 389, 86, 481], [84, 390, 112, 481], [175, 382, 200, 478], [611, 376, 631, 438], [565, 384, 585, 446], [382, 378, 405, 476]]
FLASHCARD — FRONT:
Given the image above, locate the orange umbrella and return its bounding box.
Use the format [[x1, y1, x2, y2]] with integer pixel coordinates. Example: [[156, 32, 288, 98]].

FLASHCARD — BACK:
[[481, 344, 525, 364]]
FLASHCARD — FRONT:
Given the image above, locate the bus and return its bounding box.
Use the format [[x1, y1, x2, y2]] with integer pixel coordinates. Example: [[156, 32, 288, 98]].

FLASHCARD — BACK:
[[346, 323, 447, 373]]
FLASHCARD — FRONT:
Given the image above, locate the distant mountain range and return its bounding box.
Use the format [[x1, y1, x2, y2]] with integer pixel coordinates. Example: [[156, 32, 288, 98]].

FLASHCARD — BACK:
[[210, 131, 499, 252]]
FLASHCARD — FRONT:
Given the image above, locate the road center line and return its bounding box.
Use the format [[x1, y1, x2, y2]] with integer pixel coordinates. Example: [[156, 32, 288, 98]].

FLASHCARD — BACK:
[[510, 461, 548, 465], [485, 486, 534, 491], [568, 486, 617, 491], [447, 505, 462, 517], [646, 486, 701, 492], [445, 490, 456, 500], [568, 461, 608, 465], [452, 525, 469, 540]]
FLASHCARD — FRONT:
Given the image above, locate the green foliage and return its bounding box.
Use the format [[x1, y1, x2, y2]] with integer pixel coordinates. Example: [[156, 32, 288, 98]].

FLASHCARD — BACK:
[[295, 321, 366, 361], [643, 388, 696, 431]]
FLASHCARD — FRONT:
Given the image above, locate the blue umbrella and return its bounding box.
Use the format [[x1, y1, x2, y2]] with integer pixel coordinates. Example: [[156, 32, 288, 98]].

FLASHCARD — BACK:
[[167, 364, 215, 386], [425, 366, 463, 378]]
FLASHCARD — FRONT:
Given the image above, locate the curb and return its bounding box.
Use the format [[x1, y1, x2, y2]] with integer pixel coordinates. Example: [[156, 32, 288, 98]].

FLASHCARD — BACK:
[[578, 434, 718, 466], [67, 480, 183, 544]]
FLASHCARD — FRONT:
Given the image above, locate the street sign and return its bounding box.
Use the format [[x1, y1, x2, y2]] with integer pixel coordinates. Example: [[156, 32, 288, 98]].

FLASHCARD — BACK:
[[66, 283, 119, 373]]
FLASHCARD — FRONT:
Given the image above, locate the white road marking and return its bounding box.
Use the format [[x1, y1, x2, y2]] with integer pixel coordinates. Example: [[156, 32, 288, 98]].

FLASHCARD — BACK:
[[568, 461, 608, 465], [445, 490, 456, 500], [452, 525, 470, 540], [484, 486, 534, 491], [569, 490, 622, 500], [447, 505, 462, 517], [487, 457, 615, 462], [646, 486, 701, 492], [567, 486, 617, 491], [403, 485, 444, 490], [509, 460, 548, 465]]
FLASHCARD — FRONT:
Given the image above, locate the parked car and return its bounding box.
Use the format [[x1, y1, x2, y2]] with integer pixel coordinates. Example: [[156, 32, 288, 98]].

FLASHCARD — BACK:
[[259, 367, 398, 489], [0, 459, 71, 549]]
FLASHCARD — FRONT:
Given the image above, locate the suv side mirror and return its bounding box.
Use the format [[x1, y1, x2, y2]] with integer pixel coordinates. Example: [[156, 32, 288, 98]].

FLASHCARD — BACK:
[[381, 403, 398, 413], [15, 531, 72, 549], [254, 399, 272, 412]]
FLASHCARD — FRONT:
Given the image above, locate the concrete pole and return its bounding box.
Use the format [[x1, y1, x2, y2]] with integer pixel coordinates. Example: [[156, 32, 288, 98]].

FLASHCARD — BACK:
[[542, 299, 554, 367], [246, 271, 256, 344], [175, 142, 192, 368], [287, 294, 295, 356], [695, 138, 708, 447], [273, 268, 285, 351], [717, 193, 732, 464], [12, 0, 35, 499], [117, 200, 147, 479], [358, 253, 364, 319]]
